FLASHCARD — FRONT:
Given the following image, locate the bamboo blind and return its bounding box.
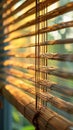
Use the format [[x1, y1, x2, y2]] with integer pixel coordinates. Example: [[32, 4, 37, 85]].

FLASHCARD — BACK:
[[0, 0, 73, 130]]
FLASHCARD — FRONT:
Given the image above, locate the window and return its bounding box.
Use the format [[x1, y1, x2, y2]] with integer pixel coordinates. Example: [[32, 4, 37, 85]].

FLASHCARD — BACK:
[[0, 0, 73, 130]]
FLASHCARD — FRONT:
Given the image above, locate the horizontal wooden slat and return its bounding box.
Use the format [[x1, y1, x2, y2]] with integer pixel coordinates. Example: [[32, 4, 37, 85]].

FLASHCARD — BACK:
[[5, 68, 73, 96], [0, 0, 35, 24], [0, 83, 72, 130], [37, 79, 73, 97], [0, 0, 18, 16], [3, 0, 35, 19], [2, 59, 32, 69], [0, 51, 35, 58], [1, 68, 34, 82], [40, 53, 73, 62], [0, 68, 73, 97], [1, 59, 73, 80], [7, 2, 73, 32], [17, 19, 69, 36], [0, 2, 73, 38], [18, 21, 73, 38], [27, 66, 73, 80], [0, 20, 73, 42], [2, 39, 73, 51], [1, 51, 73, 62], [0, 74, 73, 114], [0, 68, 30, 84], [0, 0, 58, 31]]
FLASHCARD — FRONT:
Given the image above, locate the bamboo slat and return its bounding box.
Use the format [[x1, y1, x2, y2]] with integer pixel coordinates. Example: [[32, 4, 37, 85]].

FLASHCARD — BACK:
[[0, 0, 58, 31], [0, 2, 73, 39], [1, 68, 73, 97], [5, 76, 73, 114], [40, 53, 73, 62], [3, 0, 35, 19], [2, 59, 32, 69], [7, 20, 73, 38], [2, 68, 34, 82], [0, 58, 73, 80], [27, 66, 73, 80], [0, 0, 35, 24], [8, 2, 73, 32], [0, 0, 18, 16], [37, 79, 73, 97], [0, 39, 73, 50], [16, 21, 73, 38], [0, 51, 35, 58], [0, 59, 73, 80], [0, 83, 72, 130], [0, 20, 73, 42], [0, 73, 73, 114], [1, 51, 73, 62]]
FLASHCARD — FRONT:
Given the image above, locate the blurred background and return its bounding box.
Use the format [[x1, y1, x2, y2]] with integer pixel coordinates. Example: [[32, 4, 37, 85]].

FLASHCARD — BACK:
[[12, 106, 34, 130]]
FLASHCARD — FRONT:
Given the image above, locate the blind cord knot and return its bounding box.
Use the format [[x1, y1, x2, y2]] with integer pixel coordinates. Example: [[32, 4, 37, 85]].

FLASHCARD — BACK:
[[32, 111, 40, 130]]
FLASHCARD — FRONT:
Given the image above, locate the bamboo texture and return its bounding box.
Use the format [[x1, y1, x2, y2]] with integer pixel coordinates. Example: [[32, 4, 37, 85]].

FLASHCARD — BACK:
[[0, 0, 58, 31], [0, 0, 73, 129], [1, 51, 73, 62], [0, 73, 73, 114], [1, 38, 73, 50], [1, 20, 73, 39], [0, 2, 73, 38], [0, 0, 18, 16], [0, 83, 72, 130], [0, 67, 73, 96], [1, 59, 73, 80]]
